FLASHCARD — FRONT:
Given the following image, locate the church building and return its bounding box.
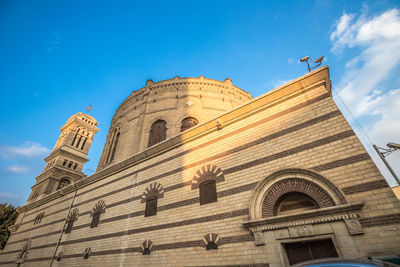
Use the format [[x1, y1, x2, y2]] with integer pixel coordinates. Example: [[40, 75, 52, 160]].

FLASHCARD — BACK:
[[0, 66, 399, 266]]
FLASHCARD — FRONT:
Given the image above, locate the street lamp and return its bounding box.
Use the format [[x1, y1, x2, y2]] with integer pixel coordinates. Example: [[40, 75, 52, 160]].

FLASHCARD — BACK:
[[373, 142, 400, 185]]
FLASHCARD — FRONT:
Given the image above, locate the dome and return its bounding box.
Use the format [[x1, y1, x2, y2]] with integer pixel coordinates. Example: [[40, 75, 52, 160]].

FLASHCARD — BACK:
[[97, 76, 252, 171]]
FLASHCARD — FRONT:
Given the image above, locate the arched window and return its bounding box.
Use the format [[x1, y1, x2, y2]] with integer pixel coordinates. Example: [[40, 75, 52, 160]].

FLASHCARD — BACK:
[[142, 182, 164, 217], [57, 179, 71, 190], [110, 132, 120, 162], [33, 212, 45, 225], [105, 127, 120, 164], [199, 180, 217, 205], [180, 117, 198, 132], [31, 192, 38, 201], [274, 192, 319, 216], [65, 208, 79, 234], [71, 129, 80, 146], [192, 165, 224, 205], [148, 120, 167, 147], [90, 200, 106, 228]]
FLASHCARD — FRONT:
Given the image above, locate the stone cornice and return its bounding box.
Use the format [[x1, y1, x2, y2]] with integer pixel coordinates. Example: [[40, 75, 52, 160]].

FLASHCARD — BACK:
[[243, 202, 364, 232], [44, 146, 89, 162], [60, 113, 99, 132], [19, 66, 331, 213]]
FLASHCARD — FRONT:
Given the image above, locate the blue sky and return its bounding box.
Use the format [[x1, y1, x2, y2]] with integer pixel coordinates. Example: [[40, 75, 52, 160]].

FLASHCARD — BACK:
[[1, 0, 399, 206]]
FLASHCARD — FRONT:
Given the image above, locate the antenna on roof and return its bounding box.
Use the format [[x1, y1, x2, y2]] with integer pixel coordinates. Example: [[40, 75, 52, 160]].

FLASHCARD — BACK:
[[300, 56, 324, 72]]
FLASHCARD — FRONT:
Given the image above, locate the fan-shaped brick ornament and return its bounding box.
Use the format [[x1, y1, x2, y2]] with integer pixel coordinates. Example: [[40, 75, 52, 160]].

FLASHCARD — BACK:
[[139, 240, 154, 255], [141, 182, 164, 203], [200, 233, 221, 250], [68, 208, 79, 221], [91, 200, 106, 216], [192, 165, 224, 190]]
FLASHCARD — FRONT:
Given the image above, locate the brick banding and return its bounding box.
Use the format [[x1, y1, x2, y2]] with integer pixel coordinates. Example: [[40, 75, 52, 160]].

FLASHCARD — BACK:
[[224, 130, 355, 175], [342, 180, 389, 195], [312, 153, 370, 172], [21, 93, 332, 219], [8, 152, 369, 246], [360, 213, 400, 227], [12, 234, 256, 264], [262, 178, 335, 217], [2, 209, 250, 255], [19, 105, 338, 224]]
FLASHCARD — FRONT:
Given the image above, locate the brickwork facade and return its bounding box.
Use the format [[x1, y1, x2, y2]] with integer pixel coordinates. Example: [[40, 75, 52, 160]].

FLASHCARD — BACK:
[[1, 67, 399, 266]]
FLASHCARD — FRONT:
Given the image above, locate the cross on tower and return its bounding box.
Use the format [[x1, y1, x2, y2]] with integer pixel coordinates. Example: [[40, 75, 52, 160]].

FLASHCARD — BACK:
[[86, 105, 93, 114]]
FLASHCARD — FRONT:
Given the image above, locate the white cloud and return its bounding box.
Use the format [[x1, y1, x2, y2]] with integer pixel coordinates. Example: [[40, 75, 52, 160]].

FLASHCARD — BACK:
[[5, 165, 30, 174], [0, 192, 19, 199], [331, 9, 400, 185], [331, 9, 400, 117], [0, 142, 50, 158]]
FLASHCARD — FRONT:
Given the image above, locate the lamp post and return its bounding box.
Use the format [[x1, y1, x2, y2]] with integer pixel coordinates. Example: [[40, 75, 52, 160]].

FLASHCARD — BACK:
[[373, 142, 400, 185]]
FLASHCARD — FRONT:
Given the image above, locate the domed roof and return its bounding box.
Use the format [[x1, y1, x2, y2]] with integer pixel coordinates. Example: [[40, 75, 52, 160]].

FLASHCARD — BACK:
[[111, 76, 252, 126]]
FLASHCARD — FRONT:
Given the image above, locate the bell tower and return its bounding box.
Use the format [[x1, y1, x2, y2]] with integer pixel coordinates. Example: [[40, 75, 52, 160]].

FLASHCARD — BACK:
[[28, 112, 99, 203]]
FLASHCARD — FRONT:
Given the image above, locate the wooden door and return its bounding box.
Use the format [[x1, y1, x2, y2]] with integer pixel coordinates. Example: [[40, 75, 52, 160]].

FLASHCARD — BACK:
[[284, 239, 338, 265]]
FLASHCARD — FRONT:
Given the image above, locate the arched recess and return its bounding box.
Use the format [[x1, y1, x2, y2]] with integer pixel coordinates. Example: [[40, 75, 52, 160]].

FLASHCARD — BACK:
[[57, 178, 72, 190], [249, 168, 347, 220]]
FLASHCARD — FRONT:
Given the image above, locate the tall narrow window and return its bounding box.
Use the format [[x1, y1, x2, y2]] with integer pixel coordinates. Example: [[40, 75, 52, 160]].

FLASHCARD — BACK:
[[65, 208, 79, 234], [71, 129, 80, 146], [91, 212, 101, 228], [145, 196, 158, 217], [142, 182, 164, 217], [148, 120, 167, 147], [110, 132, 120, 162], [80, 137, 87, 150], [199, 180, 217, 205], [33, 212, 45, 225], [65, 219, 74, 233], [57, 179, 71, 190], [181, 117, 199, 132], [106, 127, 120, 164], [75, 135, 82, 148]]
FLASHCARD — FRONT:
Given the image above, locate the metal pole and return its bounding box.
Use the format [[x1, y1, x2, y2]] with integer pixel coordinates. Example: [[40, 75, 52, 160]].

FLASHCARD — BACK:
[[49, 183, 78, 267], [373, 144, 400, 185]]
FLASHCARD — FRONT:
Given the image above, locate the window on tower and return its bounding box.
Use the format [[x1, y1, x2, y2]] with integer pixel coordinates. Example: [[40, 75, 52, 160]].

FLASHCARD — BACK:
[[148, 120, 167, 147], [57, 179, 71, 190]]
